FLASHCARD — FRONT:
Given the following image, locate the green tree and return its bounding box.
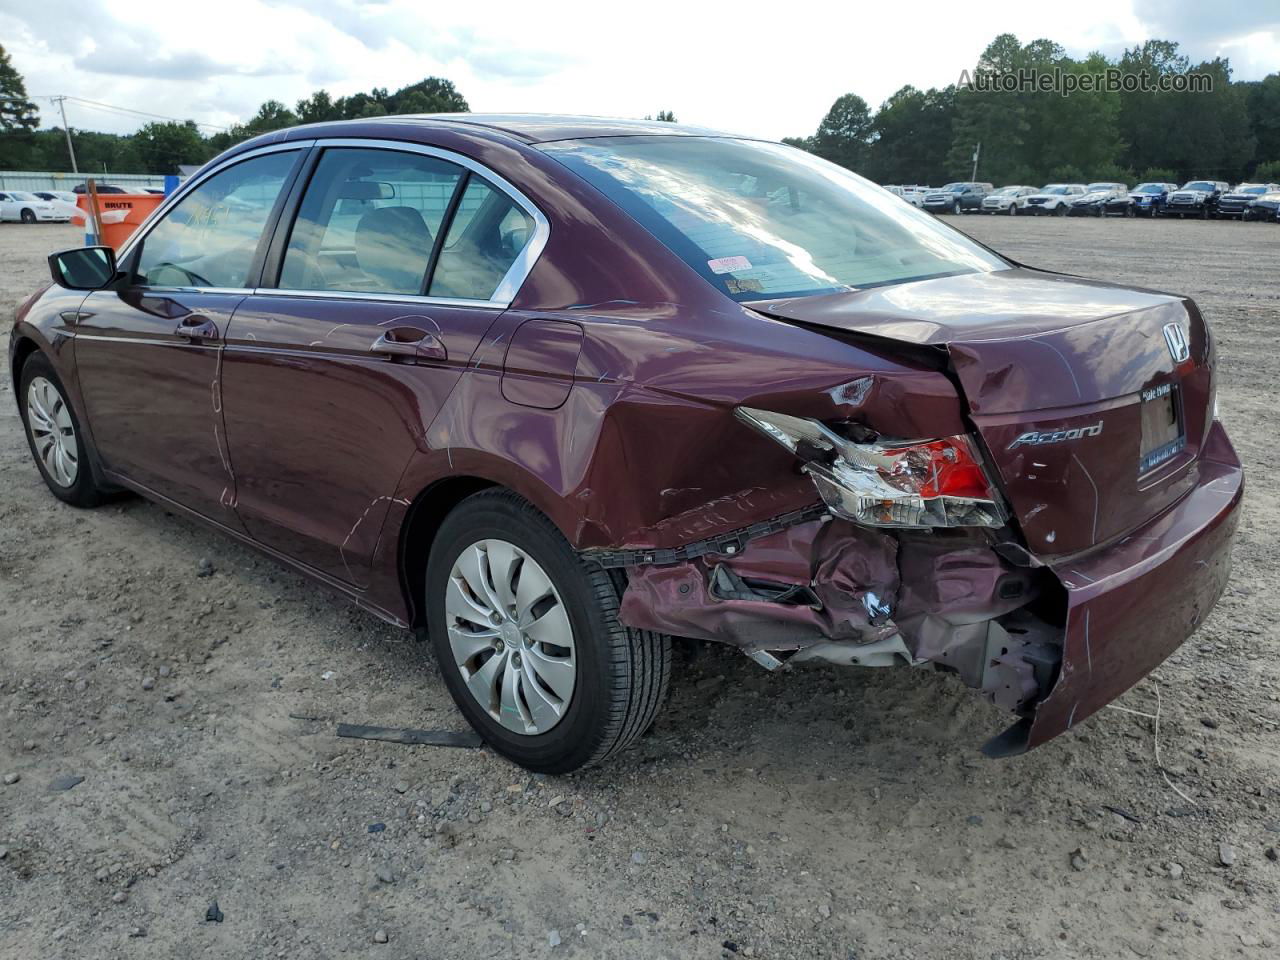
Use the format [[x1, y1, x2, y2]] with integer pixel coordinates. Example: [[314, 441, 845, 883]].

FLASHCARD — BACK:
[[864, 85, 957, 184], [1138, 166, 1178, 183], [1244, 75, 1280, 174], [242, 99, 297, 136], [133, 121, 207, 173], [387, 77, 468, 114], [813, 93, 873, 171], [645, 110, 677, 122], [780, 135, 814, 151], [1253, 159, 1280, 183], [0, 43, 40, 168], [947, 34, 1040, 182], [1034, 51, 1124, 179], [296, 89, 341, 124]]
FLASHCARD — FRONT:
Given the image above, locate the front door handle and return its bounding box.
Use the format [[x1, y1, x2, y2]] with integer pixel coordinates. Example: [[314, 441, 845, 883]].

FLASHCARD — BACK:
[[175, 314, 218, 341], [371, 327, 447, 364]]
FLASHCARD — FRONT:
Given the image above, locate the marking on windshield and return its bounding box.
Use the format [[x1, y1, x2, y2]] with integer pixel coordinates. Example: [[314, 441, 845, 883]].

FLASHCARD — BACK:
[[707, 255, 752, 274]]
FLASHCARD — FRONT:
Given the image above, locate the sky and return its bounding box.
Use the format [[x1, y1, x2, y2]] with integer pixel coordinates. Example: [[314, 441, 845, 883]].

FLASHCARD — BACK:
[[1, 0, 1278, 141]]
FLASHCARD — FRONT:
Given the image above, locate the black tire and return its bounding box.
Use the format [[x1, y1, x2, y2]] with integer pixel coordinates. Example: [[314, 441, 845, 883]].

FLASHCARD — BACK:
[[18, 352, 108, 507], [20, 208, 36, 224], [1054, 203, 1067, 217], [952, 200, 961, 215], [426, 489, 671, 774], [1008, 202, 1017, 215]]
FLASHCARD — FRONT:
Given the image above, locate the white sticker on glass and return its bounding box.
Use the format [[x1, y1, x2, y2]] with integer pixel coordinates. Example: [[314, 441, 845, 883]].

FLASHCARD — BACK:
[[707, 255, 753, 274]]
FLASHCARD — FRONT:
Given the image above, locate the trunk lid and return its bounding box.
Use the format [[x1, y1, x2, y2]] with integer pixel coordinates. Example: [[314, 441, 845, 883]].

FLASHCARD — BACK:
[[753, 268, 1215, 558]]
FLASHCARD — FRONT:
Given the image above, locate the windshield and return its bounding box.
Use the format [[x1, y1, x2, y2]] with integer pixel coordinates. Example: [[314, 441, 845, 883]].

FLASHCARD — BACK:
[[1238, 185, 1266, 194], [991, 186, 1020, 196], [1133, 183, 1164, 193], [1086, 183, 1112, 192], [1040, 185, 1070, 195], [1182, 181, 1215, 191], [543, 137, 1007, 302]]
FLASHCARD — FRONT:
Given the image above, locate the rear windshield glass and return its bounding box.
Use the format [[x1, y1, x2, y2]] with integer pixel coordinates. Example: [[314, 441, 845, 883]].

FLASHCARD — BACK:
[[541, 137, 1006, 302]]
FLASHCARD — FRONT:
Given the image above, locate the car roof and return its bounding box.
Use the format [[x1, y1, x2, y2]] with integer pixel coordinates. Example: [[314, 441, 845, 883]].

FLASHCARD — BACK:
[[289, 113, 737, 144]]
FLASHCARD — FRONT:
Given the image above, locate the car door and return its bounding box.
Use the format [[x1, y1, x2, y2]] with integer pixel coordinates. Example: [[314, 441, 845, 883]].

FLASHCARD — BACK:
[[219, 141, 543, 586], [72, 146, 307, 528]]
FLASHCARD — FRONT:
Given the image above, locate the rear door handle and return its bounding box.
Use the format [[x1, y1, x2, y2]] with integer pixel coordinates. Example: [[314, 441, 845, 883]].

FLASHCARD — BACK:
[[371, 327, 447, 364], [175, 314, 219, 341]]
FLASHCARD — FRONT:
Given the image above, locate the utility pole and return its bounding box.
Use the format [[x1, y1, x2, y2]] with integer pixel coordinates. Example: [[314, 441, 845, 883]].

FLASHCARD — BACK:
[[54, 96, 78, 174], [970, 142, 981, 182]]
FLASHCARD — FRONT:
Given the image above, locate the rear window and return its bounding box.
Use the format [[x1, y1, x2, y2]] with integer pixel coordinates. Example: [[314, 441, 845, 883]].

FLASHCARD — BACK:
[[541, 137, 1006, 302]]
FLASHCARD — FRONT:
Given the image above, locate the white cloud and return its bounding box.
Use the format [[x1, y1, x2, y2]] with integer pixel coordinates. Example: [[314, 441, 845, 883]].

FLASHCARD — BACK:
[[0, 0, 1275, 140]]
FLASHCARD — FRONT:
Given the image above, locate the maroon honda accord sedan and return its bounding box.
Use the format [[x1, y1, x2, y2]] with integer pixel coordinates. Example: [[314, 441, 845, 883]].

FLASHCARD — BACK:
[[12, 114, 1241, 772]]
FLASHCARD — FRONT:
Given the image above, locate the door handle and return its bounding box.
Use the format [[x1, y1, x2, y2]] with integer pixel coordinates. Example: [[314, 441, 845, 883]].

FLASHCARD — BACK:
[[175, 314, 219, 341], [370, 327, 447, 364]]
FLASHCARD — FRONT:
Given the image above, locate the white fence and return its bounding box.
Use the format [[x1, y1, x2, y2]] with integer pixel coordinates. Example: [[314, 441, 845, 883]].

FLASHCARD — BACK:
[[0, 171, 169, 192]]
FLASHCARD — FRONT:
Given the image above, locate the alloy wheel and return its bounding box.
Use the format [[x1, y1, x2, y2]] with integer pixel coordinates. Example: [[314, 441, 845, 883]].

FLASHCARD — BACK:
[[445, 539, 576, 735], [26, 376, 78, 487]]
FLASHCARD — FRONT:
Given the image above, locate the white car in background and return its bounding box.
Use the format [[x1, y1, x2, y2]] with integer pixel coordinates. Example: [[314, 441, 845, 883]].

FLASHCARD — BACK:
[[980, 185, 1036, 214], [0, 190, 72, 223], [1019, 183, 1087, 216], [884, 184, 929, 207], [33, 190, 79, 205]]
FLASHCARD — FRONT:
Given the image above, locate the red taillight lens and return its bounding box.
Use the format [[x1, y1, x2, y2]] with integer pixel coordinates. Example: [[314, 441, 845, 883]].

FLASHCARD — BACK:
[[903, 438, 993, 500]]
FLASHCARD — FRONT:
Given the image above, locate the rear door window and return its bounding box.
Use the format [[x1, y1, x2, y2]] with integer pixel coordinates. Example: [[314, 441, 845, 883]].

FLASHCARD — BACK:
[[279, 147, 464, 295], [428, 176, 535, 301], [134, 151, 298, 289]]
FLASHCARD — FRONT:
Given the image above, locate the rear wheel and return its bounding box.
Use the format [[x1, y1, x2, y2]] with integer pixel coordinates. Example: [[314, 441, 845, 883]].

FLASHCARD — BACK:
[[952, 199, 961, 215], [426, 489, 671, 773], [20, 208, 36, 224], [18, 353, 108, 507]]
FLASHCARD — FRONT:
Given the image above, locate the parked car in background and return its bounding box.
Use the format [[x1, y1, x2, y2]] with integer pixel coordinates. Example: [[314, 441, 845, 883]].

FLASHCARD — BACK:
[[1020, 184, 1085, 216], [1066, 182, 1129, 217], [71, 183, 131, 195], [1128, 182, 1179, 217], [1215, 183, 1280, 220], [0, 190, 71, 223], [9, 114, 1242, 771], [1246, 189, 1280, 222], [33, 190, 79, 205], [922, 182, 992, 215], [1165, 180, 1230, 219], [884, 185, 929, 208], [980, 185, 1036, 214]]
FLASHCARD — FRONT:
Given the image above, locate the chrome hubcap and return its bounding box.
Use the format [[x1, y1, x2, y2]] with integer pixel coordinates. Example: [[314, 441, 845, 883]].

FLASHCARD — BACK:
[[445, 539, 576, 735], [26, 377, 78, 487]]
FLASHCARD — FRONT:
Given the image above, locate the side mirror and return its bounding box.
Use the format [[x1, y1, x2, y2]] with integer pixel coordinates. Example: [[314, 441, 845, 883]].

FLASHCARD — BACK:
[[48, 246, 117, 290]]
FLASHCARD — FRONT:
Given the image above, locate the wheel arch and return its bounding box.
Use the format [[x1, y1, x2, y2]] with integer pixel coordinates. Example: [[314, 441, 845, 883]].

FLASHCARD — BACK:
[[395, 474, 500, 627], [10, 334, 40, 390]]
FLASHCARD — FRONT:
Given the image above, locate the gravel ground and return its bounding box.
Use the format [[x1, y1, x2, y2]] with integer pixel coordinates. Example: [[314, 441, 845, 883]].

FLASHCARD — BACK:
[[1, 217, 1277, 960]]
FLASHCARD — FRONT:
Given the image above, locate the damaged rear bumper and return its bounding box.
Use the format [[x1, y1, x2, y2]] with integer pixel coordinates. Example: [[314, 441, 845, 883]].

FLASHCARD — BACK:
[[608, 421, 1243, 755]]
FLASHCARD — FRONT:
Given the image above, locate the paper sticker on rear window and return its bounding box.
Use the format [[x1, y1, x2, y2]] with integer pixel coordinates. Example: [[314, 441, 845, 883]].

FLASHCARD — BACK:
[[707, 255, 752, 274]]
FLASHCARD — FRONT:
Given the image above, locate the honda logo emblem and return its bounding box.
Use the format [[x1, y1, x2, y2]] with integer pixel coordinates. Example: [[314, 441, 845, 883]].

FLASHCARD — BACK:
[[1163, 322, 1190, 363]]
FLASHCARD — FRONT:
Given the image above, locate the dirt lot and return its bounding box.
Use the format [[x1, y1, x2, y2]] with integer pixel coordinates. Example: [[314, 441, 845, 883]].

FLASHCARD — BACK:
[[1, 216, 1277, 960]]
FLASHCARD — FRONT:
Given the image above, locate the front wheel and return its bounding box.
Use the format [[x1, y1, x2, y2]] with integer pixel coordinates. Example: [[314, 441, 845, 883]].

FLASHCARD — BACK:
[[426, 490, 671, 773], [20, 209, 36, 224], [952, 200, 961, 215], [18, 352, 109, 507], [1054, 203, 1067, 217], [1008, 203, 1017, 216]]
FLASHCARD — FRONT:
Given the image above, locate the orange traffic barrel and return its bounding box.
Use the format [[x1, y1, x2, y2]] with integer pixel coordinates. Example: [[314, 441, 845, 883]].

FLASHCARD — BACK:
[[76, 193, 165, 249]]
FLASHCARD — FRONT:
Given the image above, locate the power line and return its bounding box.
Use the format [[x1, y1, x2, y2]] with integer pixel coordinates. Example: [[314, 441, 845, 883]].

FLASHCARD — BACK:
[[29, 94, 231, 132]]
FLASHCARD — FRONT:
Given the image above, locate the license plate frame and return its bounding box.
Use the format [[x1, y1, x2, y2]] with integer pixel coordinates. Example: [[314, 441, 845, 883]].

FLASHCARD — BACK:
[[1138, 382, 1185, 474]]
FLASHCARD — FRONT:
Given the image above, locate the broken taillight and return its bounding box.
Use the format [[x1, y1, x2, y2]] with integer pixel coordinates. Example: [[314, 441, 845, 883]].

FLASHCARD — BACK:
[[735, 407, 1008, 529]]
